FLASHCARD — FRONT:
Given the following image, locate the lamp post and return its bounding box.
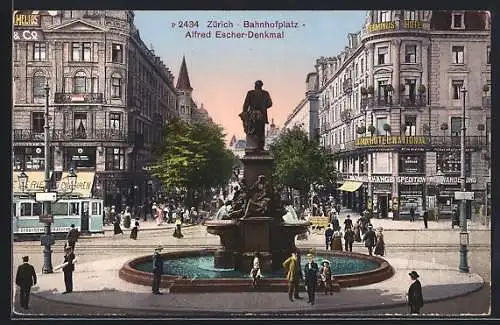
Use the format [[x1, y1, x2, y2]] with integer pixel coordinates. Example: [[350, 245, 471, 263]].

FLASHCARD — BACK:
[[459, 87, 470, 273]]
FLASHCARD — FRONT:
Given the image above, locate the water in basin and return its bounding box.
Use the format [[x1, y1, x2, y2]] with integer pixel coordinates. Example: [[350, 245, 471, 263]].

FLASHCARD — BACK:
[[133, 255, 378, 279]]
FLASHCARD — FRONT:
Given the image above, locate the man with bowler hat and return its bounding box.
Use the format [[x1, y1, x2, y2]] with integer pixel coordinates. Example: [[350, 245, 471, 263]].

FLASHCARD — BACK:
[[303, 253, 319, 305], [152, 246, 164, 295], [407, 271, 424, 314], [15, 256, 37, 309]]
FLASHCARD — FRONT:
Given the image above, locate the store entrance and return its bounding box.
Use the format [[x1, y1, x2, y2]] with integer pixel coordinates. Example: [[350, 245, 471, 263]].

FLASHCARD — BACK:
[[378, 195, 389, 218]]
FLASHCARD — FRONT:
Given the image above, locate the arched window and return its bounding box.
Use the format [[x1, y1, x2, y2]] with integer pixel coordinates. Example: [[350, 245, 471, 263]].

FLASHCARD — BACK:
[[73, 71, 87, 93], [111, 73, 122, 98], [32, 72, 46, 98]]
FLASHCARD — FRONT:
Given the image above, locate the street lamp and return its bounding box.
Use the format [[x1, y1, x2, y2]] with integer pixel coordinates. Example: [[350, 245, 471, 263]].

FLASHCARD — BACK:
[[459, 86, 470, 273]]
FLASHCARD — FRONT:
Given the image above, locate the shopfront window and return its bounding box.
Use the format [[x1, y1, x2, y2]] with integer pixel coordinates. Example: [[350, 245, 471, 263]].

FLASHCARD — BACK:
[[64, 147, 97, 169], [105, 148, 125, 170], [399, 154, 424, 174], [436, 151, 471, 174], [13, 147, 45, 171]]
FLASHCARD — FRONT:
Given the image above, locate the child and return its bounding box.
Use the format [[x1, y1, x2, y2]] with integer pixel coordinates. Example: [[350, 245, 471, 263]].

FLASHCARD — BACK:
[[320, 260, 333, 295]]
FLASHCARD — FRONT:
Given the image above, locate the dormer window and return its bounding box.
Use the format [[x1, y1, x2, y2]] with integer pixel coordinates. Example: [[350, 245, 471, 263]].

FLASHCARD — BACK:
[[451, 12, 465, 29], [379, 11, 391, 22]]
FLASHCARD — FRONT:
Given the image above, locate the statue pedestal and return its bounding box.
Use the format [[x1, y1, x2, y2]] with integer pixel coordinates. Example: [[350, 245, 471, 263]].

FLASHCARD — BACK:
[[241, 152, 274, 185], [238, 217, 274, 273]]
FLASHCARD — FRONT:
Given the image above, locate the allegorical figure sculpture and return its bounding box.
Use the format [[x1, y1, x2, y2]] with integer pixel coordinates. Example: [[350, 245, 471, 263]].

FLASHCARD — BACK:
[[239, 80, 273, 151]]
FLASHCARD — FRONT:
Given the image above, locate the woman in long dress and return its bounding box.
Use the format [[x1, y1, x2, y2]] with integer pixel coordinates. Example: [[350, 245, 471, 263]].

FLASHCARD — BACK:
[[353, 220, 362, 242], [130, 219, 139, 240], [113, 215, 123, 235], [374, 227, 385, 256], [156, 204, 164, 226], [331, 229, 343, 251]]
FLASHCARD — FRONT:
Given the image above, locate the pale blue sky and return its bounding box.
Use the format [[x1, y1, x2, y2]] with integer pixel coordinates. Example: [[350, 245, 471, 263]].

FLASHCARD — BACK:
[[134, 11, 367, 139]]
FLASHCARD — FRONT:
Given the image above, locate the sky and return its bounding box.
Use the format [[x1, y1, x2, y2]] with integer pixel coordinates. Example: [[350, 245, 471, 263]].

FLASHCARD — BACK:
[[134, 11, 367, 143]]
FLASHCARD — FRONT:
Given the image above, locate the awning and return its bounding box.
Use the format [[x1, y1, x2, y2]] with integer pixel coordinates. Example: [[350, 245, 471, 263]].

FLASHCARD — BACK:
[[338, 181, 363, 192], [13, 171, 52, 194], [57, 171, 95, 198]]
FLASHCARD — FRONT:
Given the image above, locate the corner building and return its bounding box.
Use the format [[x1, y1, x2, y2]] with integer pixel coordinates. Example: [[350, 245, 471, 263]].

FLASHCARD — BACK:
[[316, 10, 490, 219], [12, 10, 178, 208]]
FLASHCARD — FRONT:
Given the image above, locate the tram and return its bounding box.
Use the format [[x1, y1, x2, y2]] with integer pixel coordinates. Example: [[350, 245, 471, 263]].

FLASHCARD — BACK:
[[12, 197, 104, 236]]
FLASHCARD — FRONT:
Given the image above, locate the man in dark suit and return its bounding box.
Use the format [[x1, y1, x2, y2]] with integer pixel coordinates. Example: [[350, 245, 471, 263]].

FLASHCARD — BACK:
[[344, 214, 353, 230], [363, 225, 376, 256], [407, 271, 424, 314], [65, 224, 80, 251], [303, 253, 319, 305], [152, 247, 164, 295], [15, 256, 37, 309], [324, 225, 334, 250], [62, 247, 76, 294], [409, 206, 416, 222], [423, 210, 429, 229]]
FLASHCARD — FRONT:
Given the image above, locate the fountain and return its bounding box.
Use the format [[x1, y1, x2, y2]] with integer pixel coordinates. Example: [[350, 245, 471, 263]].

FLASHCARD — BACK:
[[118, 80, 394, 292]]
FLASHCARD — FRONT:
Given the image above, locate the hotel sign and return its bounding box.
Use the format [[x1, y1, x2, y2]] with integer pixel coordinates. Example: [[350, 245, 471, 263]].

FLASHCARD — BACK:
[[367, 21, 396, 32], [355, 136, 428, 146], [14, 13, 41, 27]]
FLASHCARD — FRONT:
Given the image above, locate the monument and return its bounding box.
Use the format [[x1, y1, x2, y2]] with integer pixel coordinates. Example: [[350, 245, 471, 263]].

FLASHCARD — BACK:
[[205, 80, 310, 273]]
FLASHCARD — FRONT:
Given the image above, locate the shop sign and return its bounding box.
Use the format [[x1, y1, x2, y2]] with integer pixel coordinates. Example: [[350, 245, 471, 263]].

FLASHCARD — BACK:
[[367, 21, 396, 32], [13, 29, 44, 41], [346, 175, 477, 184], [404, 20, 424, 29], [14, 13, 40, 27], [355, 136, 428, 146]]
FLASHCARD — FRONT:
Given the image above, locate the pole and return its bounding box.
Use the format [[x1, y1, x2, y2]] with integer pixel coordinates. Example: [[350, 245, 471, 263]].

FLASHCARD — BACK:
[[42, 82, 53, 274], [459, 88, 469, 273]]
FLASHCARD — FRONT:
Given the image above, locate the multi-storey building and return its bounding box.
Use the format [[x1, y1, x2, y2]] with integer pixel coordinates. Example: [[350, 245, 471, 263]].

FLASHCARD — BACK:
[[264, 119, 280, 150], [12, 10, 178, 208], [315, 10, 490, 219]]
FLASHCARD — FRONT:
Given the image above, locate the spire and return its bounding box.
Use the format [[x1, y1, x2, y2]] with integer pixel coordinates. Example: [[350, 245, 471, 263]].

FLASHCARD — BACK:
[[229, 135, 237, 147], [176, 56, 193, 90]]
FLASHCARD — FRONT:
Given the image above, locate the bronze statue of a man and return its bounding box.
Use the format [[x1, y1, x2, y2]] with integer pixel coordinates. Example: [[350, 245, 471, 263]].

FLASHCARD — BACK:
[[240, 80, 273, 151]]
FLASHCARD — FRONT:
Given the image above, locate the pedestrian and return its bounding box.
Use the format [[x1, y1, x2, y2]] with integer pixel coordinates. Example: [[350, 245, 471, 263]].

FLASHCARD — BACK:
[[130, 219, 139, 240], [152, 247, 164, 295], [61, 247, 77, 294], [344, 226, 355, 252], [156, 204, 164, 226], [173, 217, 184, 238], [363, 225, 376, 256], [354, 220, 362, 242], [113, 214, 123, 236], [407, 271, 424, 314], [423, 210, 429, 229], [320, 260, 333, 295], [249, 252, 262, 289], [15, 256, 37, 309], [292, 250, 303, 299], [324, 224, 334, 250], [344, 214, 353, 230], [163, 204, 169, 223], [409, 206, 416, 222], [65, 224, 80, 251], [331, 229, 343, 251], [282, 251, 299, 302], [122, 207, 131, 228], [374, 227, 385, 256], [303, 253, 319, 305], [332, 214, 340, 231]]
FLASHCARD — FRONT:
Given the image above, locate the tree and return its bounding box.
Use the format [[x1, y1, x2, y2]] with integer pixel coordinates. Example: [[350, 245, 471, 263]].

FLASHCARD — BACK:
[[270, 126, 337, 202], [150, 118, 234, 207]]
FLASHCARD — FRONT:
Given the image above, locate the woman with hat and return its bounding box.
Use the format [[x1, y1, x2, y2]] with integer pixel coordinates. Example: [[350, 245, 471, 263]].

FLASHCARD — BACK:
[[407, 271, 424, 314], [320, 260, 333, 295], [374, 227, 385, 256], [331, 228, 343, 251], [353, 219, 362, 242]]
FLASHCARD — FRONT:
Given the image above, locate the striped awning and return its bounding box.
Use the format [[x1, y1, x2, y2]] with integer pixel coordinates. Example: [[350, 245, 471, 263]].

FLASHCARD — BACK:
[[338, 181, 363, 192]]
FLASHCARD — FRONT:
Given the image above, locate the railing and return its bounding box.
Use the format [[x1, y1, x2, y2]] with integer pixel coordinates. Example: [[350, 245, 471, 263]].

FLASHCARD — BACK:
[[13, 130, 44, 141], [482, 96, 491, 108], [400, 94, 427, 107], [361, 96, 393, 108], [54, 93, 104, 104]]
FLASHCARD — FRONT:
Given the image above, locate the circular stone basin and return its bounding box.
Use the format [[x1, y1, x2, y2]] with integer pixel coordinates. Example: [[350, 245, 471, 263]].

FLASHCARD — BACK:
[[133, 255, 378, 279], [119, 250, 394, 293]]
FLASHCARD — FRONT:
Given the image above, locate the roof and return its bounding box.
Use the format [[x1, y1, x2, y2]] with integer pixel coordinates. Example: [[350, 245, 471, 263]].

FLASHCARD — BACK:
[[176, 56, 193, 90]]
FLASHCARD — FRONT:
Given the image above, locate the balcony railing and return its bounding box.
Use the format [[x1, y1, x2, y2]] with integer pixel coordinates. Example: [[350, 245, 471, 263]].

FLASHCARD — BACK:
[[482, 96, 491, 108], [54, 93, 104, 104], [13, 129, 127, 141], [400, 94, 427, 107]]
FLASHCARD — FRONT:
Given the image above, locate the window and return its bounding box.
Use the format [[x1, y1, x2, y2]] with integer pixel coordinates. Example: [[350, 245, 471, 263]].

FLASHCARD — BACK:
[[379, 11, 390, 22], [452, 80, 464, 100], [451, 117, 462, 136], [105, 148, 125, 170], [452, 46, 464, 64], [405, 45, 417, 63], [71, 42, 81, 61], [487, 46, 491, 64], [32, 112, 44, 133], [452, 13, 464, 29], [360, 58, 364, 73], [111, 75, 122, 98], [376, 117, 387, 135], [436, 152, 470, 174], [74, 112, 88, 138], [20, 203, 32, 216], [377, 47, 388, 65], [112, 43, 123, 63], [52, 202, 69, 215], [90, 77, 98, 93], [405, 115, 417, 136], [33, 42, 46, 61], [109, 112, 121, 130], [33, 203, 42, 216], [32, 73, 46, 98], [73, 71, 87, 93], [82, 42, 92, 62], [405, 79, 416, 99], [91, 202, 101, 216], [405, 10, 416, 20], [377, 80, 388, 101]]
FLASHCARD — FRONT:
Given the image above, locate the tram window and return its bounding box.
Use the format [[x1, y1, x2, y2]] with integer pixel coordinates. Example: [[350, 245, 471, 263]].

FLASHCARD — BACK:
[[20, 203, 32, 216], [33, 203, 43, 216], [70, 202, 79, 215], [91, 202, 98, 215], [52, 202, 69, 215]]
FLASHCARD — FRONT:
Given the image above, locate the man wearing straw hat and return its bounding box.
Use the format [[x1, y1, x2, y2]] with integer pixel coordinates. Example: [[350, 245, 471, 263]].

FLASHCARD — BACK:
[[407, 271, 424, 314], [152, 246, 164, 295], [303, 252, 319, 305]]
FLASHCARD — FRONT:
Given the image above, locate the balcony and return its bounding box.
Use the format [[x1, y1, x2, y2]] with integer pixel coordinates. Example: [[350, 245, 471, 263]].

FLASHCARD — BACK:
[[400, 94, 427, 107], [343, 78, 353, 94], [54, 93, 104, 104], [13, 130, 44, 141], [51, 129, 127, 141], [362, 96, 393, 109], [482, 96, 491, 108]]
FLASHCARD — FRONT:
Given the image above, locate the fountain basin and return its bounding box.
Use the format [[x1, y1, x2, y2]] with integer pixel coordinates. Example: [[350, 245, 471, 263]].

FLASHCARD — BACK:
[[119, 249, 394, 293]]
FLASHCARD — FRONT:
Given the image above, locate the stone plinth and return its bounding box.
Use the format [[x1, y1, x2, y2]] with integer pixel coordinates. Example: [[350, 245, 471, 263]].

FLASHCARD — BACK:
[[240, 152, 274, 185]]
